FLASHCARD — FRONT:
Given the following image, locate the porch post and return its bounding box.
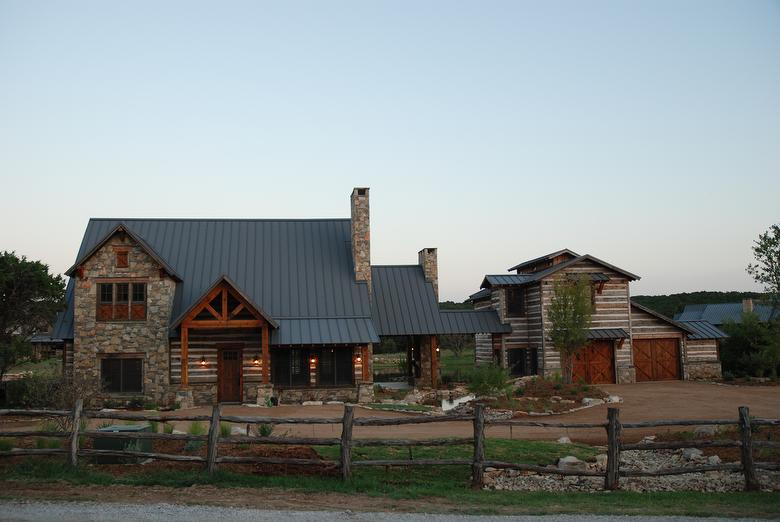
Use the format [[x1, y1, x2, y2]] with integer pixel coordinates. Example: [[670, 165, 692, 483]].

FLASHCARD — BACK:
[[181, 326, 189, 389], [430, 335, 439, 389], [261, 325, 270, 384]]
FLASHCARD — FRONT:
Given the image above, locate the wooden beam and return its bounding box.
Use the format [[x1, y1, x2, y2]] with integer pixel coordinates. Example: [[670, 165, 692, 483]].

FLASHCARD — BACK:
[[185, 319, 263, 329], [230, 303, 245, 318], [181, 326, 189, 388], [205, 303, 221, 320], [361, 345, 369, 382], [261, 325, 270, 384], [430, 336, 439, 389], [221, 288, 228, 321]]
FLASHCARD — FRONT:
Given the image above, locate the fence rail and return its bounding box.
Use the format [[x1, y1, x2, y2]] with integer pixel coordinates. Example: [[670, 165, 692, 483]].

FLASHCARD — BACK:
[[0, 402, 776, 491]]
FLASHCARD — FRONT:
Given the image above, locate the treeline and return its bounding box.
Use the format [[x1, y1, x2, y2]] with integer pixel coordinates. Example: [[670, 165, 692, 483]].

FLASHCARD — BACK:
[[632, 291, 767, 318]]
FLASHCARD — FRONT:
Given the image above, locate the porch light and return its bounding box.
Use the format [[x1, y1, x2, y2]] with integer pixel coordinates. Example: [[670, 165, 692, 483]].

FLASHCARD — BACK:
[[355, 355, 362, 363], [310, 357, 317, 364], [199, 356, 207, 366], [436, 346, 440, 353], [252, 353, 261, 365]]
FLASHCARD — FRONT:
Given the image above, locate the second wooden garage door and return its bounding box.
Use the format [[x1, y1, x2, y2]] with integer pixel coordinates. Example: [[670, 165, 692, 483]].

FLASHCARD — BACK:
[[633, 338, 680, 382], [572, 340, 615, 384]]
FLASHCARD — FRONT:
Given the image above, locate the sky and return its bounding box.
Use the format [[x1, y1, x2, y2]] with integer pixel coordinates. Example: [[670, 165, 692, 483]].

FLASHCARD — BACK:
[[1, 1, 778, 302]]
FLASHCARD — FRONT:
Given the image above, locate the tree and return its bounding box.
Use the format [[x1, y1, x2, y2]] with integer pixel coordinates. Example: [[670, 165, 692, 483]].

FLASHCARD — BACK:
[[721, 313, 780, 378], [0, 251, 66, 381], [747, 224, 780, 313], [547, 275, 593, 384]]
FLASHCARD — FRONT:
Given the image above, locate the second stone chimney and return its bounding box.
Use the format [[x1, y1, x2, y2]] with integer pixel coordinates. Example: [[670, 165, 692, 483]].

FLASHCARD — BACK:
[[743, 298, 754, 314], [351, 187, 371, 286], [418, 247, 439, 300]]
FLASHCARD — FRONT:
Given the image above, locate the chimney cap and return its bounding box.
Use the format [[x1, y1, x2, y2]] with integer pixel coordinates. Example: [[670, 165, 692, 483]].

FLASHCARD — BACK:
[[352, 187, 369, 196]]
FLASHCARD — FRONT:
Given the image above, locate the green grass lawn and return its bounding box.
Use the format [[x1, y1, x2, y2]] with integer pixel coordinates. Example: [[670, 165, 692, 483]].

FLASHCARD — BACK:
[[439, 347, 474, 379]]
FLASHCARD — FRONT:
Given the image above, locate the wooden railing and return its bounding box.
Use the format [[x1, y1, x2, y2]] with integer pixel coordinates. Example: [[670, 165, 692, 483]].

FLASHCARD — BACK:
[[1, 402, 777, 491]]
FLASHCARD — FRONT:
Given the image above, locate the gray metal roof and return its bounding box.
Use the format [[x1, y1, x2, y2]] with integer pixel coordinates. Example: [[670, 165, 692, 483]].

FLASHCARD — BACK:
[[54, 218, 378, 344], [371, 265, 508, 336], [675, 302, 778, 326], [481, 274, 535, 287], [468, 288, 491, 301], [507, 249, 580, 272], [588, 328, 630, 340], [679, 321, 728, 340]]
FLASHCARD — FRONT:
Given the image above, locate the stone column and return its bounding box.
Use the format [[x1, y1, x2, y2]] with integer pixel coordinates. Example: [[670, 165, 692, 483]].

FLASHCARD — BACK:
[[350, 188, 371, 288]]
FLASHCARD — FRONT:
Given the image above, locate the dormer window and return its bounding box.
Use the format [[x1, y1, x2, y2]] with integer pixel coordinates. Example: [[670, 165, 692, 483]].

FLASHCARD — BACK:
[[506, 287, 526, 317], [115, 249, 129, 268]]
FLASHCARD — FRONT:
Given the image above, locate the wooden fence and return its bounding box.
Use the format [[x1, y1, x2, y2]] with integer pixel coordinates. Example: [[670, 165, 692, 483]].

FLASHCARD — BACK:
[[1, 403, 778, 491]]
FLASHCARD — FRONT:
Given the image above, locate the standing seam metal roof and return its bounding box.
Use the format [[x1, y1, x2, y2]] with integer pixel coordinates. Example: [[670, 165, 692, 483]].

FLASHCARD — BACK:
[[679, 321, 728, 340]]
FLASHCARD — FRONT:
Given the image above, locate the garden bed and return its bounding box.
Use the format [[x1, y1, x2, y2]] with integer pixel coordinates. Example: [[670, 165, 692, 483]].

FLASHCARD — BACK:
[[481, 377, 609, 415]]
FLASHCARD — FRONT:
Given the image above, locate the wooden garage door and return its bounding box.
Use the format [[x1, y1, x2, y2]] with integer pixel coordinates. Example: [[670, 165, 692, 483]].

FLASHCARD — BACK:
[[633, 338, 680, 382], [572, 340, 615, 384]]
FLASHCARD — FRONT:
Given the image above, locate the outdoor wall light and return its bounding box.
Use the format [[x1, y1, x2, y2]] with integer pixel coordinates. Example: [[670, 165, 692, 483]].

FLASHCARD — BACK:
[[436, 346, 440, 353], [252, 353, 261, 365], [355, 355, 362, 363], [310, 357, 317, 364], [199, 356, 207, 366]]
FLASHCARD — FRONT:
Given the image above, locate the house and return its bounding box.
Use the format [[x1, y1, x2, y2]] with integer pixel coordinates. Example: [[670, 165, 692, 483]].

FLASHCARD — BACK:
[[675, 299, 778, 326], [470, 249, 726, 383], [53, 188, 507, 407]]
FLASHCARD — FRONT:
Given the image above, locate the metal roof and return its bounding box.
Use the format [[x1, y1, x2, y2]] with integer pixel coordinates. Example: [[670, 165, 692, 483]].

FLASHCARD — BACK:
[[675, 302, 778, 326], [55, 218, 376, 344], [630, 301, 695, 335], [679, 321, 728, 340], [371, 265, 508, 336], [588, 328, 630, 340], [480, 274, 535, 288], [468, 288, 491, 301], [507, 249, 580, 272]]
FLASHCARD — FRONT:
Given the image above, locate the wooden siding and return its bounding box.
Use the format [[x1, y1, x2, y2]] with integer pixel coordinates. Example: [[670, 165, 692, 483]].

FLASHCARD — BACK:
[[685, 339, 719, 363], [474, 293, 496, 364], [170, 328, 263, 384], [630, 305, 685, 338]]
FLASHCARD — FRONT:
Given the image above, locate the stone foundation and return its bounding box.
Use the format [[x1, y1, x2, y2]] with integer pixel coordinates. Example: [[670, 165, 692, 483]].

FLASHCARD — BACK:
[[357, 383, 374, 403], [617, 366, 636, 384], [685, 361, 722, 380], [255, 384, 274, 405]]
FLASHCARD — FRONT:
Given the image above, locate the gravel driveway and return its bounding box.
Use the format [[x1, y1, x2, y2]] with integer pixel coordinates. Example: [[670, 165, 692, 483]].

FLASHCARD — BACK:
[[0, 501, 766, 522]]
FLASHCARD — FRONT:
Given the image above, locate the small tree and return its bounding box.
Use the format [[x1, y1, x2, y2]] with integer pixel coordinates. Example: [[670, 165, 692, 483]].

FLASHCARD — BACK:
[[0, 251, 66, 381], [747, 224, 780, 314], [547, 275, 593, 384]]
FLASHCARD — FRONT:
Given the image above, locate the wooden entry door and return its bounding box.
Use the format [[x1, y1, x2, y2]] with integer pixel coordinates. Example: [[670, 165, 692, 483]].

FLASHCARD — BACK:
[[571, 340, 615, 384], [218, 346, 243, 402], [633, 338, 680, 381]]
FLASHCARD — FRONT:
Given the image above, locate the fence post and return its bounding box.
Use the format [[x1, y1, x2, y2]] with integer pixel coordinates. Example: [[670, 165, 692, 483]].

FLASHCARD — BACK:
[[605, 407, 621, 490], [206, 404, 221, 474], [738, 406, 759, 491], [471, 403, 485, 489], [68, 398, 83, 467], [340, 405, 354, 481]]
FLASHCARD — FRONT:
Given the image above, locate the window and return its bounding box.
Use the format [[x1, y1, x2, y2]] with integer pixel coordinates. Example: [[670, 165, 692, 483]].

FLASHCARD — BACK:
[[506, 287, 526, 317], [101, 357, 142, 393], [97, 282, 147, 321], [115, 250, 129, 268]]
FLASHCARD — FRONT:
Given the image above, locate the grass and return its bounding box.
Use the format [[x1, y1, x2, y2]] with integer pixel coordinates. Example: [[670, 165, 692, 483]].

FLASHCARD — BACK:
[[8, 358, 61, 375], [439, 348, 474, 377], [365, 403, 433, 413], [2, 457, 778, 517]]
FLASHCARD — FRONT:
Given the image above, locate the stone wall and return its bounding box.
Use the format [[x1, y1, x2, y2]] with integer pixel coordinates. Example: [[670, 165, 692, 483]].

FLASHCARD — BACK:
[[277, 387, 358, 404], [686, 361, 722, 380], [418, 248, 438, 299], [72, 233, 176, 406]]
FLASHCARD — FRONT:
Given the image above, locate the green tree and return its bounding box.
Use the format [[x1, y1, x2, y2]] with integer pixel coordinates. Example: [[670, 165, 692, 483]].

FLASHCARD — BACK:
[[721, 313, 780, 378], [0, 251, 66, 381], [747, 224, 780, 313], [548, 275, 593, 384]]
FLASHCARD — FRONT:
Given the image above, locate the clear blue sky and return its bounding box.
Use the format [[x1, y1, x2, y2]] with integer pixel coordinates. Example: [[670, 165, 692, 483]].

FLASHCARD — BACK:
[[1, 1, 778, 301]]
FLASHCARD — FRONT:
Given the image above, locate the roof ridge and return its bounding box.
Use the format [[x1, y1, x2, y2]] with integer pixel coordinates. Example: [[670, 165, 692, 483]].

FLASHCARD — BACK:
[[88, 217, 351, 222]]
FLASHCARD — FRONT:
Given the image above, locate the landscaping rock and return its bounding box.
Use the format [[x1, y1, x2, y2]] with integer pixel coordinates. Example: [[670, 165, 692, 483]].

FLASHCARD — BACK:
[[172, 430, 187, 435], [682, 448, 703, 461], [595, 454, 608, 468], [694, 425, 717, 438], [556, 436, 572, 444], [557, 456, 587, 471], [606, 395, 622, 404], [302, 400, 323, 406], [707, 455, 722, 465], [231, 426, 246, 436], [581, 398, 604, 407]]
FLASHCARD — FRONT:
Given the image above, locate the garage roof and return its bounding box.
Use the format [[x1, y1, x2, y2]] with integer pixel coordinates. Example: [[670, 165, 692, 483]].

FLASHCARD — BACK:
[[588, 328, 630, 340]]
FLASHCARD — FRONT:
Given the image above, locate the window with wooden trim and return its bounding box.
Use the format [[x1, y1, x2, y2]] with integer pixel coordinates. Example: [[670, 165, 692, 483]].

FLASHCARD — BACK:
[[97, 282, 147, 321], [100, 357, 143, 393], [116, 250, 129, 268], [506, 287, 526, 317]]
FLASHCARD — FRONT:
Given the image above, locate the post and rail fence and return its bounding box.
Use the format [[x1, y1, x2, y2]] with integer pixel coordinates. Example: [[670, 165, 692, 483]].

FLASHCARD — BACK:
[[0, 402, 777, 491]]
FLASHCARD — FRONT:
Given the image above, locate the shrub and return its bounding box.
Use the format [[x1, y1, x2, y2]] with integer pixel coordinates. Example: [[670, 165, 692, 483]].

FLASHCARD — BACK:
[[147, 420, 159, 433], [35, 437, 62, 449], [96, 421, 114, 430], [465, 365, 511, 398], [162, 423, 174, 434], [188, 421, 206, 436], [127, 397, 144, 409], [40, 419, 64, 434], [220, 422, 232, 438], [0, 438, 14, 451], [142, 400, 159, 411], [102, 399, 119, 409], [254, 423, 273, 437], [172, 401, 181, 411]]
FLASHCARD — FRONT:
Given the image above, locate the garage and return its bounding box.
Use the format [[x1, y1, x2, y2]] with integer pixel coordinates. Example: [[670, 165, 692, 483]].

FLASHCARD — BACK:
[[633, 338, 681, 381], [572, 340, 615, 384]]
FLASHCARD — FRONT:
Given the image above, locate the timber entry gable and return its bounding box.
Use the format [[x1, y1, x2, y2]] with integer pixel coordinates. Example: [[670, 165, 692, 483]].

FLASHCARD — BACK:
[[173, 276, 277, 389]]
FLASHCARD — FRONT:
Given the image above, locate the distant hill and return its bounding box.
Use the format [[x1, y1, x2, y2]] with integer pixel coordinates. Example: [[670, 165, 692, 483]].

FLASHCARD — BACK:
[[439, 300, 473, 310], [632, 291, 766, 319]]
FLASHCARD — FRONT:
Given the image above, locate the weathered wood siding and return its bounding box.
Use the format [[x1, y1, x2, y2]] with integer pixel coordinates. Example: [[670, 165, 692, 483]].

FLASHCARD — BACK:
[[630, 305, 685, 338], [473, 292, 497, 365], [170, 328, 263, 384], [540, 260, 633, 381], [685, 339, 719, 363]]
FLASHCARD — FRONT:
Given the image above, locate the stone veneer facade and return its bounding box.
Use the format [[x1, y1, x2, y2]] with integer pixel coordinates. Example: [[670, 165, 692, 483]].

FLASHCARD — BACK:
[[72, 233, 176, 405]]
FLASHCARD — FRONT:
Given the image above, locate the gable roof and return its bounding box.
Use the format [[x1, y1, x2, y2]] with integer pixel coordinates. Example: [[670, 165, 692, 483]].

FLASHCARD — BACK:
[[55, 218, 377, 344], [371, 265, 509, 336], [630, 300, 695, 335], [675, 302, 778, 325], [507, 249, 580, 272], [679, 320, 728, 340]]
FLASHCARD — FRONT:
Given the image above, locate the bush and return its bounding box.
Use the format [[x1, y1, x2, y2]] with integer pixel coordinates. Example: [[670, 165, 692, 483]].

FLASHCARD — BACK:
[[220, 422, 232, 438], [4, 374, 61, 408], [0, 438, 14, 451], [35, 437, 61, 449], [142, 400, 158, 411], [162, 423, 174, 434], [255, 423, 273, 437], [465, 365, 511, 398], [188, 421, 206, 436], [127, 397, 144, 409], [147, 420, 159, 433]]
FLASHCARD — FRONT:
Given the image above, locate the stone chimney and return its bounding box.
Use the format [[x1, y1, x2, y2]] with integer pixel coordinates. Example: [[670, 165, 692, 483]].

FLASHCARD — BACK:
[[350, 187, 371, 286], [418, 247, 439, 300], [743, 298, 754, 314]]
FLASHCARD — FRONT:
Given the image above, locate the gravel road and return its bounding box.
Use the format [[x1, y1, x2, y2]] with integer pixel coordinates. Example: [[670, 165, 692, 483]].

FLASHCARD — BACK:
[[0, 502, 765, 522]]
